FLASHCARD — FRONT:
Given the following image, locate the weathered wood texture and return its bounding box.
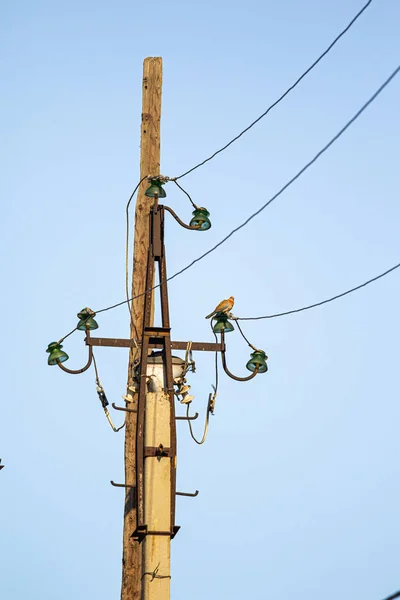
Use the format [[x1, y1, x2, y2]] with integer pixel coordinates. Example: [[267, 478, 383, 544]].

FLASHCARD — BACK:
[[121, 56, 162, 600]]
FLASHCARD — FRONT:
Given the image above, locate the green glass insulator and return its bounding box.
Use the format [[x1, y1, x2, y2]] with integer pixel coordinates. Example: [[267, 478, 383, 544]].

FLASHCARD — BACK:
[[46, 342, 69, 366], [145, 180, 166, 198], [77, 308, 99, 331], [246, 350, 268, 373], [189, 207, 211, 231], [77, 317, 98, 330], [212, 313, 234, 334]]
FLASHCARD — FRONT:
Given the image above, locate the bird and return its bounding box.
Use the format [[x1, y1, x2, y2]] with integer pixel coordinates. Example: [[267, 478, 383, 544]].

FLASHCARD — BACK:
[[205, 296, 235, 319]]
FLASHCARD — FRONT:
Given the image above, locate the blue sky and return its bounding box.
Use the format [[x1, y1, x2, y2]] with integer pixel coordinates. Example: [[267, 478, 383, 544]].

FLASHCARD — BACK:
[[1, 1, 399, 599]]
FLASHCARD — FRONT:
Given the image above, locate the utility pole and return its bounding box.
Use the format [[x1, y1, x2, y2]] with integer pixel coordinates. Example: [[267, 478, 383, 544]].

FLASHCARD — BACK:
[[46, 55, 267, 600], [121, 57, 162, 600]]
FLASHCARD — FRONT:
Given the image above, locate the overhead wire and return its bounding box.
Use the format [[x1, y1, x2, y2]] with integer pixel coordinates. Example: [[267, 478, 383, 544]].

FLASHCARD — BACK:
[[237, 261, 400, 320], [174, 0, 374, 180], [173, 180, 198, 209], [235, 320, 259, 351], [165, 65, 400, 282], [94, 64, 400, 317], [381, 592, 400, 600], [58, 313, 94, 344], [125, 175, 148, 312], [125, 175, 148, 347]]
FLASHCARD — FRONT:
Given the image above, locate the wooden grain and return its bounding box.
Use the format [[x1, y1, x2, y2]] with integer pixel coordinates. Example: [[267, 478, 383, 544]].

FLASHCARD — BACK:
[[121, 56, 162, 600]]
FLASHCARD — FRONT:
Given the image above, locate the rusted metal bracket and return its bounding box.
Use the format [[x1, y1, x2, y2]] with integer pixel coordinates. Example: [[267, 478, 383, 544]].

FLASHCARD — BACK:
[[56, 344, 93, 375], [86, 336, 224, 353], [176, 412, 199, 421], [144, 444, 171, 458], [163, 204, 201, 230], [176, 490, 199, 497], [132, 524, 180, 542], [110, 481, 135, 488], [111, 403, 137, 413], [220, 331, 259, 381]]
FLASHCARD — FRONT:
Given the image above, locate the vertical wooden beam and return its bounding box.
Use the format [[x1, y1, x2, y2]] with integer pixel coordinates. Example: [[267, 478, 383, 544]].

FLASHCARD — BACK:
[[121, 56, 162, 600]]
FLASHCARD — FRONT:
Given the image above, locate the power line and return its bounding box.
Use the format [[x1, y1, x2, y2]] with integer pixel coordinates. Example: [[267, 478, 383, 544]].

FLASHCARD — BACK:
[[167, 65, 400, 281], [95, 64, 400, 316], [125, 175, 148, 346], [125, 176, 148, 314], [175, 0, 374, 180], [381, 592, 400, 600], [237, 261, 400, 320]]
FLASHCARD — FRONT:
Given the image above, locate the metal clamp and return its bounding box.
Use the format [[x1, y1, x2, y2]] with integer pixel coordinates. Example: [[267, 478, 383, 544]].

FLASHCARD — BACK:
[[144, 444, 171, 458]]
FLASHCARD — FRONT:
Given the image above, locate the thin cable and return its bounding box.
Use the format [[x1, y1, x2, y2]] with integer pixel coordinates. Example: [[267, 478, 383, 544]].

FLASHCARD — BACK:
[[58, 325, 79, 344], [186, 402, 211, 445], [168, 66, 400, 279], [186, 323, 219, 445], [211, 325, 219, 417], [214, 328, 219, 394], [173, 180, 198, 209], [94, 64, 400, 316], [125, 176, 148, 347], [93, 352, 125, 432], [238, 261, 400, 320], [175, 0, 374, 180], [235, 320, 258, 351], [92, 352, 101, 386], [58, 314, 93, 344], [125, 176, 147, 311], [381, 593, 400, 600]]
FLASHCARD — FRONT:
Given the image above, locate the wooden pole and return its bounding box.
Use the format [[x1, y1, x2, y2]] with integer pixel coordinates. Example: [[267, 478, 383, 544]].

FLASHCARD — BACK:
[[121, 56, 162, 600]]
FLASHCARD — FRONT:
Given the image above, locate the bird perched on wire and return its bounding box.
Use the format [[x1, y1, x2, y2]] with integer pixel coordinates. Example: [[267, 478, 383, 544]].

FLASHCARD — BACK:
[[205, 296, 235, 319]]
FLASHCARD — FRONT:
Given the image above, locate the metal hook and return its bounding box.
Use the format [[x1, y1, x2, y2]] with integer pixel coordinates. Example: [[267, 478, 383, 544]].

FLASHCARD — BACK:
[[112, 403, 137, 413], [110, 481, 135, 488], [176, 490, 199, 497], [176, 412, 199, 421], [56, 344, 93, 374]]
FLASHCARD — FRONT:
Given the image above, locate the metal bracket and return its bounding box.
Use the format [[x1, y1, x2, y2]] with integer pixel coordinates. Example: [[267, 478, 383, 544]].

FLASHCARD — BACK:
[[176, 412, 199, 421], [176, 490, 199, 497], [86, 336, 225, 353], [163, 204, 202, 230], [56, 344, 93, 375], [110, 481, 135, 488], [111, 403, 137, 413], [132, 524, 180, 542], [144, 444, 171, 458]]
